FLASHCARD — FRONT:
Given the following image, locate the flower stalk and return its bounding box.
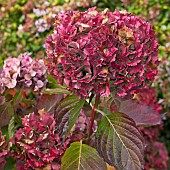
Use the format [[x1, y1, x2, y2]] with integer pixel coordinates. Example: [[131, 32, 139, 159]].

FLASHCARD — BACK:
[[87, 94, 100, 142]]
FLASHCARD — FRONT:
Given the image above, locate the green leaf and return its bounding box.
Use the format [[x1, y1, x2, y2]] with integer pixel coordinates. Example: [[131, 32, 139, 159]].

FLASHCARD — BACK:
[[1, 125, 9, 141], [66, 99, 85, 135], [8, 114, 22, 138], [46, 75, 59, 88], [12, 91, 23, 106], [61, 141, 107, 170], [55, 95, 85, 135], [3, 157, 16, 170], [95, 112, 144, 170], [0, 101, 14, 127], [43, 88, 71, 95], [8, 115, 15, 138]]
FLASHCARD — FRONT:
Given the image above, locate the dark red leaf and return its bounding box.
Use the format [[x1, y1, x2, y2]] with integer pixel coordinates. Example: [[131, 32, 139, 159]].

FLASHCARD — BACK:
[[0, 101, 14, 127], [119, 99, 162, 126], [105, 96, 161, 127], [36, 94, 63, 114], [0, 96, 5, 105]]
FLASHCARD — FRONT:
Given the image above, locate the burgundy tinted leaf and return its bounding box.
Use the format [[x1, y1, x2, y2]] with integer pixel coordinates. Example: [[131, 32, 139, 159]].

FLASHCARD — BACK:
[[0, 96, 5, 105], [95, 112, 144, 170], [102, 96, 121, 113], [118, 99, 162, 127], [0, 101, 14, 127], [36, 94, 63, 114], [105, 96, 161, 127]]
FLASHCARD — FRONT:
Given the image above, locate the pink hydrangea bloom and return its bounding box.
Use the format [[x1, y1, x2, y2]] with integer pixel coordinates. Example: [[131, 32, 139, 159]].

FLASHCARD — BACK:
[[46, 7, 159, 98], [0, 52, 47, 92], [1, 57, 20, 88], [12, 112, 70, 169], [18, 52, 47, 91]]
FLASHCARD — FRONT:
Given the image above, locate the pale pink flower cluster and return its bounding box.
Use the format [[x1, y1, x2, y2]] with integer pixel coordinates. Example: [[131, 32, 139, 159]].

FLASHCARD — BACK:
[[0, 52, 47, 93], [0, 78, 5, 94]]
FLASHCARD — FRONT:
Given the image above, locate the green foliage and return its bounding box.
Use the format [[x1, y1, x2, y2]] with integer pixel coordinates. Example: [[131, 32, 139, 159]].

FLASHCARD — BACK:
[[43, 87, 71, 95], [8, 114, 22, 138], [55, 95, 85, 136], [61, 141, 107, 170], [3, 157, 16, 170]]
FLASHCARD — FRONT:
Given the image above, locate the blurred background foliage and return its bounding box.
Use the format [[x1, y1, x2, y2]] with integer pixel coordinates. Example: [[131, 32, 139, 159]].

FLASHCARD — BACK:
[[0, 0, 170, 168]]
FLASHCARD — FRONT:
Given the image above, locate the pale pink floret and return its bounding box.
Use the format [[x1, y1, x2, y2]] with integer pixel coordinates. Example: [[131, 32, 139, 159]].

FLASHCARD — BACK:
[[0, 52, 47, 92], [1, 58, 20, 88]]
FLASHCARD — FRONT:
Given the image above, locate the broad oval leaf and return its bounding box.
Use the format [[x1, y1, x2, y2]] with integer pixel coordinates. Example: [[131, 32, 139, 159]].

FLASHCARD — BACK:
[[55, 95, 85, 135], [61, 141, 107, 170], [119, 99, 161, 127], [95, 112, 144, 170], [104, 96, 161, 127]]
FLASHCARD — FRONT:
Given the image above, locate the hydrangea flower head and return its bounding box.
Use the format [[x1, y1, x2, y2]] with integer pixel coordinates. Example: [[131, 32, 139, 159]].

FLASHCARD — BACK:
[[0, 52, 47, 92], [12, 112, 70, 169], [46, 7, 159, 98]]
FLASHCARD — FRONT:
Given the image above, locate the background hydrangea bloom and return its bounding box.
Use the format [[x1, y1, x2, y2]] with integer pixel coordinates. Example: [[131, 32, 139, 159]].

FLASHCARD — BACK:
[[71, 109, 97, 142], [144, 141, 169, 170], [0, 52, 47, 92], [46, 7, 159, 98], [1, 57, 20, 89], [134, 86, 169, 169], [12, 112, 71, 170]]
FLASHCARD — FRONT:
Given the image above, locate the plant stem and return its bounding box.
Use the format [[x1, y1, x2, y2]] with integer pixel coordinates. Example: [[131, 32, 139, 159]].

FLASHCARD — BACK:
[[87, 94, 100, 142]]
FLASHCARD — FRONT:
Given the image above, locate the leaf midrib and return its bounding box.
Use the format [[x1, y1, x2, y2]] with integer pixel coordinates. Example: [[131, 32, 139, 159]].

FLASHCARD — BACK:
[[78, 140, 82, 170], [103, 114, 135, 168]]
